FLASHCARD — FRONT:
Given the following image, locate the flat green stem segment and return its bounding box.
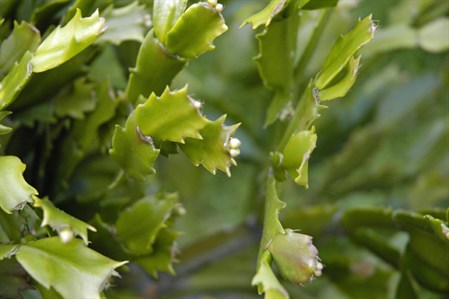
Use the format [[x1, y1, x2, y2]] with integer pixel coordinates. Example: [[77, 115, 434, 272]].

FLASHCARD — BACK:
[[252, 175, 288, 297], [255, 12, 298, 90], [110, 112, 160, 180], [394, 211, 449, 245], [97, 2, 149, 45], [242, 0, 287, 29], [153, 0, 188, 44], [0, 155, 38, 214], [318, 55, 361, 101], [31, 9, 106, 73], [315, 15, 374, 89], [0, 52, 33, 110], [180, 115, 240, 176], [0, 244, 19, 260], [281, 128, 317, 188], [251, 250, 289, 299], [16, 237, 127, 299], [32, 196, 96, 245], [278, 80, 325, 150], [135, 85, 208, 143], [165, 2, 228, 59], [125, 29, 185, 103], [0, 21, 40, 78], [116, 194, 178, 256]]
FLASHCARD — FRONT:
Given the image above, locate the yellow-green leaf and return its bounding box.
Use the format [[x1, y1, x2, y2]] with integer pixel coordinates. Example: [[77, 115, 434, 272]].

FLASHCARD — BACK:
[[32, 196, 96, 245], [125, 29, 186, 103], [180, 115, 240, 176], [316, 15, 375, 90], [0, 52, 33, 110], [0, 155, 38, 214], [281, 129, 317, 188], [318, 55, 361, 101], [116, 194, 178, 256], [135, 85, 209, 143], [166, 2, 228, 59], [243, 0, 287, 29], [0, 21, 40, 78], [153, 0, 188, 44], [16, 237, 127, 299], [110, 112, 160, 180], [31, 9, 106, 73]]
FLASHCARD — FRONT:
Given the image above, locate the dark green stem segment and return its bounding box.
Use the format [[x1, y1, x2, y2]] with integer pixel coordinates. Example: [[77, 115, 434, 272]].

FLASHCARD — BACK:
[[125, 30, 186, 104]]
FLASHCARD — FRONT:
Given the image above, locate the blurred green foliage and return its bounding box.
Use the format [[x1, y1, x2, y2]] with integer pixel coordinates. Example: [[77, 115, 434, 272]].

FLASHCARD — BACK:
[[0, 0, 448, 298]]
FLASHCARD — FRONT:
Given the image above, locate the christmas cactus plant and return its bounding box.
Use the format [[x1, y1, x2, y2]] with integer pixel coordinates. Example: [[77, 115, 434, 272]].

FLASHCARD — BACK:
[[0, 0, 448, 298]]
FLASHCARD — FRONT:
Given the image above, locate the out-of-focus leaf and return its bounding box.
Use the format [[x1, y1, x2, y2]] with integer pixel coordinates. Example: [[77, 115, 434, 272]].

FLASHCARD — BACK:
[[31, 9, 106, 73], [252, 251, 289, 299], [89, 45, 127, 89], [318, 55, 361, 101], [0, 244, 18, 260], [180, 115, 240, 176], [404, 229, 449, 293], [0, 21, 40, 78], [97, 2, 149, 45], [281, 129, 317, 188], [72, 81, 117, 151], [125, 30, 185, 103], [54, 78, 96, 119], [396, 271, 419, 299], [165, 2, 228, 59], [362, 25, 416, 57], [32, 196, 96, 245], [116, 194, 178, 256], [135, 85, 208, 143], [153, 0, 187, 44], [15, 237, 127, 299], [341, 207, 394, 230], [348, 228, 400, 268], [316, 15, 375, 89], [110, 112, 160, 180], [0, 52, 33, 110], [417, 17, 449, 53], [302, 0, 338, 10], [0, 1, 15, 18], [30, 0, 71, 26], [0, 111, 11, 135], [243, 0, 290, 29], [0, 155, 38, 214], [394, 211, 449, 244], [135, 227, 179, 278]]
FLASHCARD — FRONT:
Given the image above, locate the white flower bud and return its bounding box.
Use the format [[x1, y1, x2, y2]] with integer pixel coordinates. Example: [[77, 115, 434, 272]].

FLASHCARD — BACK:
[[215, 3, 224, 12], [208, 0, 218, 7], [269, 229, 322, 285], [59, 228, 74, 243], [229, 137, 241, 149], [192, 100, 202, 109], [229, 149, 240, 157]]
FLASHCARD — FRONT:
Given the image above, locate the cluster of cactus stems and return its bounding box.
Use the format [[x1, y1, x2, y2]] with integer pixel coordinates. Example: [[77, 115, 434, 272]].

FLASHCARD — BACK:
[[1, 0, 448, 298]]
